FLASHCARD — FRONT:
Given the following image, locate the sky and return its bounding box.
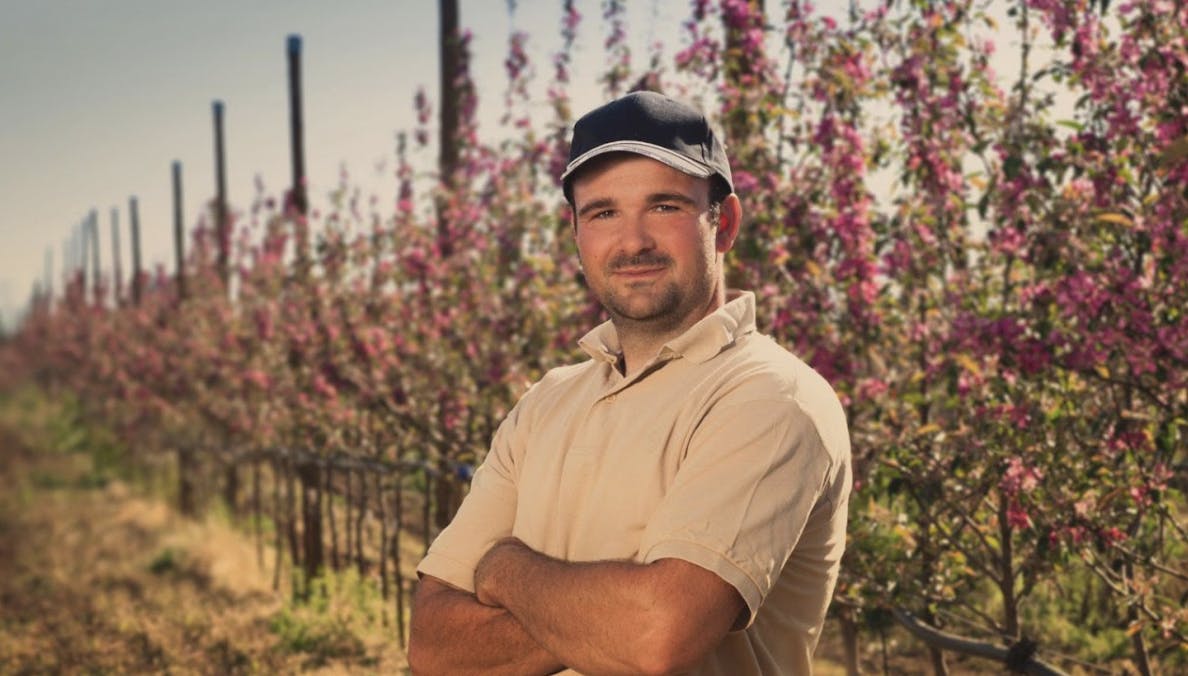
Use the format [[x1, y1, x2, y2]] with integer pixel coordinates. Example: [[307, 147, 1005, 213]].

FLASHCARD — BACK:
[[0, 1, 1036, 332], [0, 0, 695, 330]]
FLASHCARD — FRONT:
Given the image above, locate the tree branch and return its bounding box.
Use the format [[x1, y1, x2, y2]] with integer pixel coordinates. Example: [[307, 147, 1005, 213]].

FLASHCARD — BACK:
[[892, 607, 1068, 676]]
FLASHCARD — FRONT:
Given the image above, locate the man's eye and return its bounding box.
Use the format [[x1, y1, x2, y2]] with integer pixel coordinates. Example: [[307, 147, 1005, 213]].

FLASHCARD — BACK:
[[593, 210, 615, 219], [653, 204, 678, 212]]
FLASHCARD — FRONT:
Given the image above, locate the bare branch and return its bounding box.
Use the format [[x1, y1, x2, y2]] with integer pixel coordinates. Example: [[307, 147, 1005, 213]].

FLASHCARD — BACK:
[[892, 607, 1068, 675]]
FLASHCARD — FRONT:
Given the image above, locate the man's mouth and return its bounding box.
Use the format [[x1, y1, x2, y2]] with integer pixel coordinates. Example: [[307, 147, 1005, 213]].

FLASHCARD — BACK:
[[609, 254, 670, 278], [611, 265, 665, 278]]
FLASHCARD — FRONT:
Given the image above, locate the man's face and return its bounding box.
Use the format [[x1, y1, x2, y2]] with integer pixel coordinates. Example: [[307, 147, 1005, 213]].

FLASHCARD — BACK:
[[571, 154, 725, 335]]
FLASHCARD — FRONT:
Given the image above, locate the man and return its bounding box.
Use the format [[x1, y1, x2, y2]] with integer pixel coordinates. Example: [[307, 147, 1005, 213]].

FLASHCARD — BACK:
[[409, 91, 851, 675]]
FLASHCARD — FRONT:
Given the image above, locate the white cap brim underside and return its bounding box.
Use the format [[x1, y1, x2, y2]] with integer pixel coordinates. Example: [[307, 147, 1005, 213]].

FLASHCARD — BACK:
[[562, 140, 713, 183]]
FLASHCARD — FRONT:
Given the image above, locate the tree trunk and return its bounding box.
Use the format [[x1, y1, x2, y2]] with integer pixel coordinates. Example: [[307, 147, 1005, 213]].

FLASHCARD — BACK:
[[355, 468, 369, 574], [326, 463, 340, 570], [434, 457, 460, 530], [252, 458, 263, 569], [298, 460, 324, 588], [272, 458, 284, 591], [423, 470, 433, 555], [223, 463, 239, 516], [839, 605, 862, 676], [394, 477, 406, 648], [344, 468, 354, 566], [998, 495, 1021, 638], [929, 645, 950, 676], [920, 549, 950, 675], [378, 471, 390, 627], [176, 446, 197, 517], [1125, 562, 1154, 676], [285, 459, 301, 584]]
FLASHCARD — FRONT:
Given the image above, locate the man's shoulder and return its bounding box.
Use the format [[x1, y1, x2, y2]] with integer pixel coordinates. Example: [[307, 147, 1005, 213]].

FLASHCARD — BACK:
[[715, 333, 851, 461], [720, 333, 833, 398]]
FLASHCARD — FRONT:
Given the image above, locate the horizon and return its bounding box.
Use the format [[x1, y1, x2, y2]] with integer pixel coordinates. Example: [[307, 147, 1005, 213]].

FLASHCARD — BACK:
[[0, 0, 695, 330], [1, 0, 1040, 332]]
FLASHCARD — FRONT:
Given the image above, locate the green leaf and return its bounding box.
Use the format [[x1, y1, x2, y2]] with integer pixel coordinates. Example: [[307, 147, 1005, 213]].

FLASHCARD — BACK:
[[1003, 154, 1024, 180]]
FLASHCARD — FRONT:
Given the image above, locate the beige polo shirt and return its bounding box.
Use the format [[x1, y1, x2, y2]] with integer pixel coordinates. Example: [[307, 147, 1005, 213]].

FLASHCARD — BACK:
[[417, 291, 851, 675]]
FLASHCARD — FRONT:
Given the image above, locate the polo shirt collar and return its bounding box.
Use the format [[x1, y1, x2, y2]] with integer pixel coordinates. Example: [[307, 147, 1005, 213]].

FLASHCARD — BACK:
[[578, 290, 757, 367]]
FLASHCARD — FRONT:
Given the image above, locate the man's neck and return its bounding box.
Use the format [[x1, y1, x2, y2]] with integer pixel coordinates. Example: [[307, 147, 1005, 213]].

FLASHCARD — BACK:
[[612, 294, 724, 378], [615, 331, 674, 378]]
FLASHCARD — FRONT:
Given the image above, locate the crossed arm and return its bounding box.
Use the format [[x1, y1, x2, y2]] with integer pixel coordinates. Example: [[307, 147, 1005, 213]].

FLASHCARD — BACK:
[[408, 538, 745, 675], [407, 573, 562, 675]]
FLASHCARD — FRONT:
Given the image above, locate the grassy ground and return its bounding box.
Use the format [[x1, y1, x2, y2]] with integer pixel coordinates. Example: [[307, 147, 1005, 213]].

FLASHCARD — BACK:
[[0, 407, 410, 675]]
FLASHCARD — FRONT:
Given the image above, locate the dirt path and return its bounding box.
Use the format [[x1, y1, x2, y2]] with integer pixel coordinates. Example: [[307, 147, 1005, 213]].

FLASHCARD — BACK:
[[0, 427, 409, 675]]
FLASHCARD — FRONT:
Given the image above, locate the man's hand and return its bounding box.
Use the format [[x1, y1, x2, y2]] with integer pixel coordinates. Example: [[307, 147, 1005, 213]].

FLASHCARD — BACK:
[[470, 538, 744, 675]]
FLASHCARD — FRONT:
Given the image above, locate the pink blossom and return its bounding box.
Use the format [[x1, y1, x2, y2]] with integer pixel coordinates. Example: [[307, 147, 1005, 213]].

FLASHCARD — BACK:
[[856, 377, 888, 399], [1001, 456, 1043, 496], [1099, 527, 1128, 547], [312, 373, 337, 401], [1006, 502, 1032, 530], [243, 369, 270, 391]]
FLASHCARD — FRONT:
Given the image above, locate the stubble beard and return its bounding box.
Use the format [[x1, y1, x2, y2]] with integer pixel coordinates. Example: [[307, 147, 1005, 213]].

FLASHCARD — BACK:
[[603, 282, 684, 331], [593, 253, 716, 338]]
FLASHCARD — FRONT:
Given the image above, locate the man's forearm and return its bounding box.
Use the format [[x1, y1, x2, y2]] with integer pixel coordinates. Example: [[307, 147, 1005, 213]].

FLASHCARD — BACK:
[[474, 539, 740, 675], [408, 578, 564, 675]]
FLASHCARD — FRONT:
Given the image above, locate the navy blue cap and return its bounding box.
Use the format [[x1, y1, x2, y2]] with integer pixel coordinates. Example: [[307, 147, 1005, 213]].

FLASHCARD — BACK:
[[562, 91, 733, 201]]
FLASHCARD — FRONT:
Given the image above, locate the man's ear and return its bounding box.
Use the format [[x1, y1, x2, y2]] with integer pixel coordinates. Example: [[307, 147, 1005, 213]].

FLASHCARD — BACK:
[[715, 194, 742, 253]]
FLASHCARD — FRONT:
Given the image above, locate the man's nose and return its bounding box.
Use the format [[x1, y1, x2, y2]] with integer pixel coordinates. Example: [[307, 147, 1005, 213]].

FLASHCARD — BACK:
[[618, 214, 656, 253]]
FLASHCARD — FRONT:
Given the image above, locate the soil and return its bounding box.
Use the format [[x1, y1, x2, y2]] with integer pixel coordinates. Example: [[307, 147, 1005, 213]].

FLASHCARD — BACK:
[[0, 426, 410, 675]]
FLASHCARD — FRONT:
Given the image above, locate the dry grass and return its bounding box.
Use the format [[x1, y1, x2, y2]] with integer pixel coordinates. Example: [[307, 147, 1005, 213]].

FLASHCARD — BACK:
[[0, 426, 410, 675]]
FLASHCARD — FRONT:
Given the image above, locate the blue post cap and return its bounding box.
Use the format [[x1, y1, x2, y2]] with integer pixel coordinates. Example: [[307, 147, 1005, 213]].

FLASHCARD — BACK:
[[287, 34, 301, 53]]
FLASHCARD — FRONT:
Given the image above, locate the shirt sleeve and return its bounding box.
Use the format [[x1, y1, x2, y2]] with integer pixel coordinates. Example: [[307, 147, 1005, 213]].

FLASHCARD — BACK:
[[637, 398, 834, 628], [415, 401, 525, 593]]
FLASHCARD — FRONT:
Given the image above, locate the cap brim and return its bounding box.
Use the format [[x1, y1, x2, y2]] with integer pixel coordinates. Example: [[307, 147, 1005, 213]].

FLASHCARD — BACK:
[[561, 140, 714, 185]]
